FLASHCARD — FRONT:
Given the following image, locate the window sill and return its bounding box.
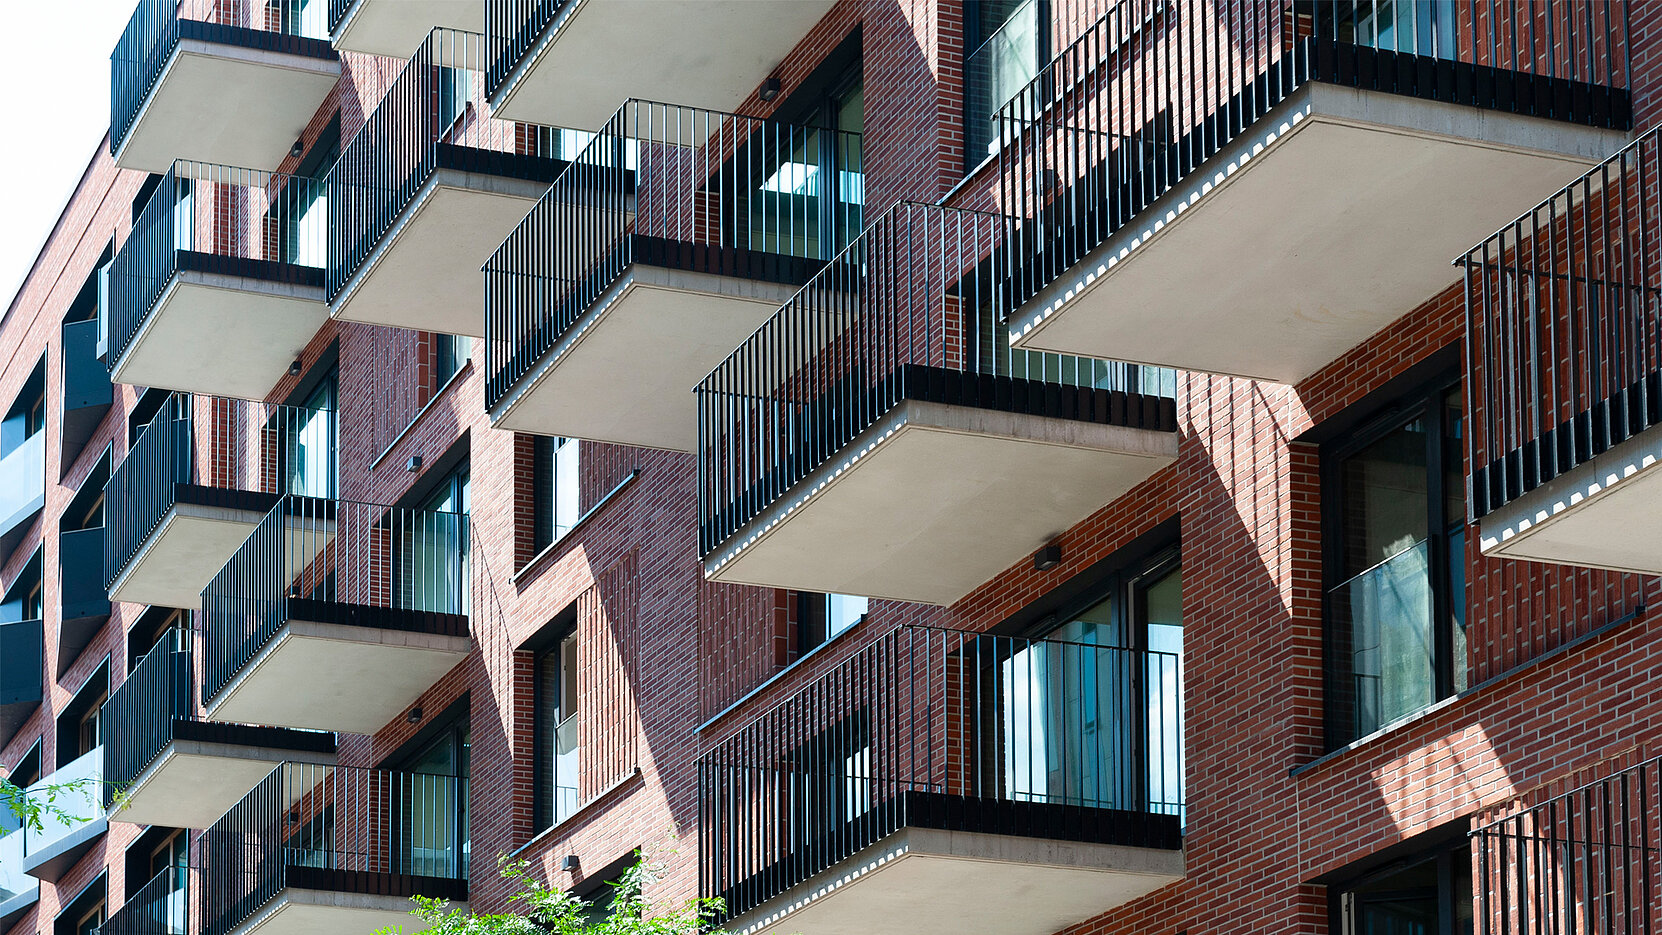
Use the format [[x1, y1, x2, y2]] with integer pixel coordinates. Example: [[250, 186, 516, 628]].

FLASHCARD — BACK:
[[695, 615, 868, 733], [1291, 601, 1647, 778], [512, 469, 641, 585], [508, 767, 643, 860], [369, 360, 473, 471]]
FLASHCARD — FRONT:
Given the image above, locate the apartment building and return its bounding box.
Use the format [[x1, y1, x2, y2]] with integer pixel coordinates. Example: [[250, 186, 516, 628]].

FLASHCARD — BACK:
[[0, 2, 1656, 934]]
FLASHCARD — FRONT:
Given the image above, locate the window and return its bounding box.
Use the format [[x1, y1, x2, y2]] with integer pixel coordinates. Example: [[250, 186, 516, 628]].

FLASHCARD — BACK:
[[747, 60, 864, 259], [282, 372, 337, 498], [964, 0, 1047, 164], [533, 617, 580, 830], [57, 660, 109, 765], [54, 874, 107, 935], [1320, 0, 1458, 60], [532, 437, 582, 551], [74, 901, 104, 935], [434, 333, 470, 390], [792, 592, 868, 656], [148, 830, 188, 935], [402, 465, 470, 615], [396, 717, 470, 879], [1003, 547, 1182, 816], [280, 119, 338, 269], [1, 550, 43, 623], [2, 358, 46, 457], [285, 808, 336, 869], [1323, 376, 1465, 746], [1335, 840, 1473, 935], [789, 711, 873, 849], [282, 0, 330, 40]]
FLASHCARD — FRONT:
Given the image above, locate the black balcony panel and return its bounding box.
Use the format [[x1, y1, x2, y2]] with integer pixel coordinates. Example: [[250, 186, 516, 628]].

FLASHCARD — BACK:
[[326, 28, 564, 305], [1463, 125, 1662, 520], [483, 100, 860, 411], [200, 762, 469, 935], [58, 526, 110, 677], [1473, 756, 1660, 935], [200, 495, 470, 707], [695, 200, 1176, 559], [0, 619, 43, 750], [111, 0, 337, 156], [998, 0, 1633, 317], [61, 319, 113, 476], [699, 624, 1183, 922]]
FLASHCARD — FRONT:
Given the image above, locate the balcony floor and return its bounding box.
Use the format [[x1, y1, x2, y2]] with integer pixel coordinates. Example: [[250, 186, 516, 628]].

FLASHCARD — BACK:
[[114, 36, 339, 173], [114, 722, 335, 829], [1009, 82, 1627, 384], [206, 612, 470, 733], [330, 0, 477, 57], [109, 266, 327, 400], [723, 796, 1183, 935], [227, 881, 465, 935], [108, 490, 279, 609], [332, 166, 556, 338], [1479, 420, 1662, 574], [490, 262, 804, 451], [704, 396, 1176, 606]]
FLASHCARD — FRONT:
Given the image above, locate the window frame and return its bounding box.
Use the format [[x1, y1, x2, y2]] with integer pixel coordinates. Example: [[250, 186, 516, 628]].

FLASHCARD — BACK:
[[529, 608, 580, 832], [1319, 365, 1464, 749]]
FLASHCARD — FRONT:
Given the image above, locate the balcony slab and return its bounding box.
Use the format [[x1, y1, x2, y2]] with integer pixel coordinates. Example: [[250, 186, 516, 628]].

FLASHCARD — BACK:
[[113, 726, 336, 830], [331, 0, 478, 57], [491, 0, 835, 129], [114, 38, 340, 174], [1008, 82, 1628, 384], [108, 269, 327, 401], [108, 497, 277, 609], [489, 264, 801, 451], [228, 886, 464, 935], [704, 399, 1176, 606], [1479, 421, 1662, 574], [332, 168, 553, 338], [725, 824, 1183, 935], [205, 618, 470, 733]]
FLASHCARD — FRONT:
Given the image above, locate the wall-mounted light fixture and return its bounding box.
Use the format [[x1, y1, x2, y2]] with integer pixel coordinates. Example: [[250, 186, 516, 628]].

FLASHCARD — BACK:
[[1033, 544, 1062, 571], [759, 76, 782, 102], [406, 706, 423, 724], [406, 455, 422, 473]]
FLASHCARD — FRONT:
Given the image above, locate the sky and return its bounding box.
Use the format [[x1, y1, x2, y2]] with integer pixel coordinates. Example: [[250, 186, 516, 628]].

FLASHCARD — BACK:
[[0, 0, 142, 313]]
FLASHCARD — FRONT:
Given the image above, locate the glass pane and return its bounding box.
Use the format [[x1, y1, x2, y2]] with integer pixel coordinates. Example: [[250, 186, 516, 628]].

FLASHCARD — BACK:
[[1340, 418, 1430, 579], [553, 438, 580, 540], [1335, 0, 1457, 59], [291, 181, 327, 268], [825, 594, 867, 641], [1333, 540, 1435, 736], [750, 130, 823, 259], [287, 379, 335, 497], [965, 0, 1042, 158], [1142, 567, 1182, 816], [1444, 386, 1468, 693]]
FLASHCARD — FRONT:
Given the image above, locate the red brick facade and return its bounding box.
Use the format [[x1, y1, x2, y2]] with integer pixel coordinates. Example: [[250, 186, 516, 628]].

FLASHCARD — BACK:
[[5, 2, 1662, 935]]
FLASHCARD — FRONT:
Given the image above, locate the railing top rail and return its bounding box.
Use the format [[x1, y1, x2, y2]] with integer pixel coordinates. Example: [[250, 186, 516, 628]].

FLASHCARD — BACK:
[[1471, 754, 1662, 837]]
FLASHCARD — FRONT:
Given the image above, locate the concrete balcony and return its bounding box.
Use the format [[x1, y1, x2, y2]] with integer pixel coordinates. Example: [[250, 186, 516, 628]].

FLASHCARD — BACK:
[[104, 162, 328, 402], [327, 29, 564, 338], [19, 748, 107, 883], [1002, 5, 1631, 384], [200, 763, 468, 935], [0, 821, 38, 932], [328, 0, 477, 57], [485, 0, 834, 129], [705, 625, 1185, 935], [201, 497, 471, 734], [112, 0, 339, 172], [484, 101, 855, 451], [103, 630, 335, 830], [1465, 126, 1662, 574], [104, 397, 329, 610], [697, 204, 1177, 607]]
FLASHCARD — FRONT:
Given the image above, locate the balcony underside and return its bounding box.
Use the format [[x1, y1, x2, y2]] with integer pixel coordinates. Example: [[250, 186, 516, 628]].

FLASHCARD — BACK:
[[22, 819, 107, 882], [205, 611, 471, 733], [114, 722, 335, 829], [1009, 82, 1627, 384], [1479, 419, 1662, 574], [109, 264, 327, 400], [489, 260, 806, 451], [491, 0, 836, 128], [108, 489, 279, 608], [225, 878, 466, 935], [331, 0, 478, 57], [332, 164, 558, 338], [114, 36, 340, 173], [723, 796, 1183, 935], [705, 395, 1177, 606], [0, 886, 37, 931]]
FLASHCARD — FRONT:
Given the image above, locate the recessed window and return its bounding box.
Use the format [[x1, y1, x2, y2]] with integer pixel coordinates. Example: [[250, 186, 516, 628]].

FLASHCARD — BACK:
[[56, 659, 109, 766], [792, 592, 868, 656], [401, 464, 470, 615], [964, 0, 1047, 165], [532, 436, 581, 551], [281, 371, 337, 498], [434, 333, 470, 390], [1, 550, 43, 622], [532, 613, 580, 830], [1335, 839, 1472, 935], [1323, 375, 1465, 746]]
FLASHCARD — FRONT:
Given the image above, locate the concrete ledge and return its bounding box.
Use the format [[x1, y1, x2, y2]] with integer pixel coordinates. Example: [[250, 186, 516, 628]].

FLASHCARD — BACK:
[[107, 501, 271, 609], [114, 735, 337, 829], [229, 886, 464, 935]]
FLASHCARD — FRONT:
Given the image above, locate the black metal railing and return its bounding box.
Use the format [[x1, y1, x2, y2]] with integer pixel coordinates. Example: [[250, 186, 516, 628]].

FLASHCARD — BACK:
[[101, 629, 192, 808], [101, 851, 191, 935], [112, 0, 336, 156], [1473, 757, 1660, 935], [695, 200, 1176, 558], [105, 395, 338, 590], [1462, 124, 1662, 520], [483, 99, 862, 410], [200, 496, 470, 705], [327, 28, 562, 304], [999, 0, 1632, 316], [106, 161, 328, 381], [699, 623, 1183, 921], [201, 762, 469, 935], [483, 0, 566, 98]]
